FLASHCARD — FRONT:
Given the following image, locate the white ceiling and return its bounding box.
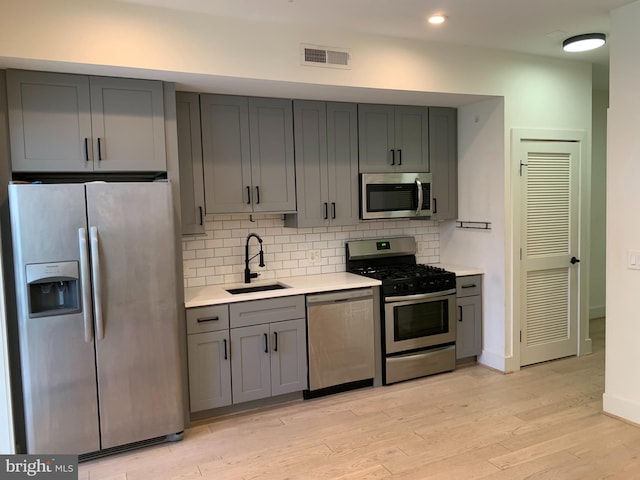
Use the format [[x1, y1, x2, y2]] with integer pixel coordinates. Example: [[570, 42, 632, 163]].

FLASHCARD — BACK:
[[119, 0, 635, 66]]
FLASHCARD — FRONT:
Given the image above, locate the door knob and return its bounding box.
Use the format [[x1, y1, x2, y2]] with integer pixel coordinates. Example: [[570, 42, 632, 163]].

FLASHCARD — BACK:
[[570, 256, 581, 264]]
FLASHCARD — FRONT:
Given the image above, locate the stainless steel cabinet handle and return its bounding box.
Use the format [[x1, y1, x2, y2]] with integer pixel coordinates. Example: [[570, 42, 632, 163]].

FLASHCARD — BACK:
[[255, 186, 260, 204], [461, 284, 477, 289], [264, 333, 269, 353], [458, 305, 463, 322], [331, 202, 336, 219], [323, 202, 328, 220], [391, 149, 396, 165], [398, 148, 402, 165], [246, 186, 251, 204], [78, 228, 94, 343], [196, 316, 219, 323], [415, 178, 423, 216], [84, 138, 90, 162], [274, 331, 278, 352], [89, 226, 104, 340], [223, 339, 228, 360], [199, 206, 204, 226]]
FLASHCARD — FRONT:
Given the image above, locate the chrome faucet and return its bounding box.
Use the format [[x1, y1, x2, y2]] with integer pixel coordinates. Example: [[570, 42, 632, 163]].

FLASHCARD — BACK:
[[244, 233, 265, 283]]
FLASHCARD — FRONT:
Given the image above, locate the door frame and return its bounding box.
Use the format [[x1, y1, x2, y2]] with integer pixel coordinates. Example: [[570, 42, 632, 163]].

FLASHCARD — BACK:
[[511, 128, 592, 370]]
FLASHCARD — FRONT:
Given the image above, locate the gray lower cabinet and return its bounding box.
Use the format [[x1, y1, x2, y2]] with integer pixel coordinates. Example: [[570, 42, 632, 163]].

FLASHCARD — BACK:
[[186, 305, 232, 412], [456, 275, 482, 359], [200, 94, 296, 214], [358, 104, 429, 173], [429, 107, 458, 220], [286, 100, 358, 228], [7, 69, 166, 173], [176, 92, 205, 235], [230, 296, 307, 404]]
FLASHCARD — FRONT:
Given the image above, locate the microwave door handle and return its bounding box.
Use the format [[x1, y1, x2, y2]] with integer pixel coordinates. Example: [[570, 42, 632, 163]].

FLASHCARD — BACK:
[[415, 178, 423, 216]]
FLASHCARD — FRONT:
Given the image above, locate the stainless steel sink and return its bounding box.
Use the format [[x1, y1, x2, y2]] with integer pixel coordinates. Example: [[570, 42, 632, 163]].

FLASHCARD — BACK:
[[225, 283, 289, 295]]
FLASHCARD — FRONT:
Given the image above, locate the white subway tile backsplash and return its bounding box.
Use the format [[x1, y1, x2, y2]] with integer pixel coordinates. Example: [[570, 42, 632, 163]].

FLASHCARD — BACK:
[[182, 214, 440, 287]]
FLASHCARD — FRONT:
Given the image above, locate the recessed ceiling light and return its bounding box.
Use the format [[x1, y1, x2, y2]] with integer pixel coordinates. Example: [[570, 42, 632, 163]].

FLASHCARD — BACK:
[[562, 33, 606, 52], [428, 14, 447, 25]]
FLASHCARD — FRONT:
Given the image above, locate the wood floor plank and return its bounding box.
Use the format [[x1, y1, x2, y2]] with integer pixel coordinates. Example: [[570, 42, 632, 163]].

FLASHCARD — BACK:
[[77, 318, 640, 480]]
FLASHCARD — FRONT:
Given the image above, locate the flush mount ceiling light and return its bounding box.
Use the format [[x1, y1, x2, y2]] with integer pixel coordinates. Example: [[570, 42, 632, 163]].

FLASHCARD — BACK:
[[562, 33, 606, 52], [428, 14, 447, 25]]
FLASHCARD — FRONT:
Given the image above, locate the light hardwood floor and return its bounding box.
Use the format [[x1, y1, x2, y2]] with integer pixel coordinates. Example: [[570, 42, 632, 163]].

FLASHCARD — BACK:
[[80, 318, 640, 479]]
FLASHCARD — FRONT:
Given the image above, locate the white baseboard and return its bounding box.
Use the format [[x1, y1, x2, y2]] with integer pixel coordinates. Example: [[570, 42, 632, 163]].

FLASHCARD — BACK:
[[590, 305, 605, 319], [603, 392, 640, 426], [478, 349, 509, 373]]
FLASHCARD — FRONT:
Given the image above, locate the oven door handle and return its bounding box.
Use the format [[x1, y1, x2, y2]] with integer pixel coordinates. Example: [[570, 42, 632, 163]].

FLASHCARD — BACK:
[[415, 177, 423, 217], [385, 289, 456, 303]]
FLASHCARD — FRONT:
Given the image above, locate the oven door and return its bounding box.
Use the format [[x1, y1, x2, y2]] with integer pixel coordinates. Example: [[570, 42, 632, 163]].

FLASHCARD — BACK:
[[384, 289, 456, 354]]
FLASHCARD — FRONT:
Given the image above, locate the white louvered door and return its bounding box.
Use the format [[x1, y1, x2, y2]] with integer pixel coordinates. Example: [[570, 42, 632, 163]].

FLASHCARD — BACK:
[[520, 140, 580, 366]]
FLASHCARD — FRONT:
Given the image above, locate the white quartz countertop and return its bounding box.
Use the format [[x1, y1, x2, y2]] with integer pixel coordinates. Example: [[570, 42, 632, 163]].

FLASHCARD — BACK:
[[185, 272, 381, 308], [435, 263, 485, 277]]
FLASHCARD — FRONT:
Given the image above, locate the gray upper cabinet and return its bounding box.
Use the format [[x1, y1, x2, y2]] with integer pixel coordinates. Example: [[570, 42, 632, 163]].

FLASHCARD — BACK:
[[358, 104, 429, 173], [200, 94, 296, 214], [429, 107, 458, 220], [286, 100, 358, 228], [176, 92, 205, 235], [7, 70, 166, 173]]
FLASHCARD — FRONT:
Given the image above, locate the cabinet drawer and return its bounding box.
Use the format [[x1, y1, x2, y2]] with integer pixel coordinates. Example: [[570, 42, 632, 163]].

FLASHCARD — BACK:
[[456, 275, 482, 298], [186, 305, 230, 334], [230, 295, 305, 328]]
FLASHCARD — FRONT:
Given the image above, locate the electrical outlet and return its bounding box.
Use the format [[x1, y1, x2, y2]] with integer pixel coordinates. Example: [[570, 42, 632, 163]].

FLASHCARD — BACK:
[[308, 249, 321, 265]]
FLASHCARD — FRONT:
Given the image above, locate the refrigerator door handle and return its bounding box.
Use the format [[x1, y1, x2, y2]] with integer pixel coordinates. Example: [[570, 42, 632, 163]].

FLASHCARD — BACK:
[[89, 226, 104, 340], [78, 228, 94, 343]]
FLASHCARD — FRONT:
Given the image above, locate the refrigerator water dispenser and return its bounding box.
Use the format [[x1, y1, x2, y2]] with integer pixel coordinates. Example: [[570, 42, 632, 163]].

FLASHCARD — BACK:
[[26, 261, 81, 317]]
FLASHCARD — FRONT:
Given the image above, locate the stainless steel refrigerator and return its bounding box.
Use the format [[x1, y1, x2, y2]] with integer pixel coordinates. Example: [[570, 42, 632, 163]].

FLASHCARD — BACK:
[[9, 181, 184, 455]]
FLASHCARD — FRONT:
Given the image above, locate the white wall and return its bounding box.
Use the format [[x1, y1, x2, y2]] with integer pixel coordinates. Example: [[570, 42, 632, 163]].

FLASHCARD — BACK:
[[591, 88, 608, 319], [0, 0, 593, 375], [440, 97, 507, 370], [604, 0, 640, 424]]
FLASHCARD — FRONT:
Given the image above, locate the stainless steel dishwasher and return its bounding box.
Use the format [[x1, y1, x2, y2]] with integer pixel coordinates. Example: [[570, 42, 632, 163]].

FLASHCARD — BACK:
[[306, 288, 376, 395]]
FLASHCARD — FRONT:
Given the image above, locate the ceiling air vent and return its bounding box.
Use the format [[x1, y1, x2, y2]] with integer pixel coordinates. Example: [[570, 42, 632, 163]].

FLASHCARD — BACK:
[[301, 44, 351, 69]]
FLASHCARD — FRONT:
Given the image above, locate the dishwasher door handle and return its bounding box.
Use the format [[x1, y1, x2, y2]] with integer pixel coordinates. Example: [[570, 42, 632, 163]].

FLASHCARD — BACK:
[[307, 288, 374, 305]]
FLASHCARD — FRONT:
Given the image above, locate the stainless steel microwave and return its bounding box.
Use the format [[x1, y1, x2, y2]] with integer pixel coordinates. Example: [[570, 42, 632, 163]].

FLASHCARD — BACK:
[[360, 172, 433, 220]]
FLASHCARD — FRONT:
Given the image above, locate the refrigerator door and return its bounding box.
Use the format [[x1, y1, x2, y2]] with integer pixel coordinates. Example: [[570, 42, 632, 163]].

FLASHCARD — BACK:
[[85, 182, 183, 449], [8, 184, 100, 454]]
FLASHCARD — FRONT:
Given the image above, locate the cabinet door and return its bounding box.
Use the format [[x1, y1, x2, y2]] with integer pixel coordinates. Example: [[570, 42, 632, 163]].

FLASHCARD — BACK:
[[89, 76, 166, 172], [456, 295, 482, 359], [187, 331, 232, 412], [291, 100, 329, 227], [395, 106, 429, 172], [176, 92, 205, 235], [358, 104, 395, 173], [248, 97, 296, 213], [230, 324, 271, 403], [429, 107, 458, 220], [270, 319, 308, 396], [7, 70, 93, 172], [201, 94, 253, 214], [327, 102, 359, 226]]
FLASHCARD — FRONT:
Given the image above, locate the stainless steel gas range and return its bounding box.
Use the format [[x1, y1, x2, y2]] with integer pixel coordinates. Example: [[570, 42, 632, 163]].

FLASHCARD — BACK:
[[346, 236, 456, 384]]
